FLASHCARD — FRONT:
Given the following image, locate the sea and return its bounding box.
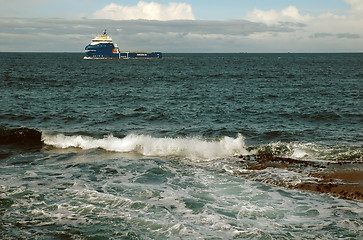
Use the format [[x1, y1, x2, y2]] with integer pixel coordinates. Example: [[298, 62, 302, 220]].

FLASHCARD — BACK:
[[0, 52, 362, 239]]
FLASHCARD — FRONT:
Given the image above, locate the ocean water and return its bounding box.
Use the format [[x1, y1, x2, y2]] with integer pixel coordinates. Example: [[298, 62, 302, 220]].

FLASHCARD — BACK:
[[0, 52, 362, 239]]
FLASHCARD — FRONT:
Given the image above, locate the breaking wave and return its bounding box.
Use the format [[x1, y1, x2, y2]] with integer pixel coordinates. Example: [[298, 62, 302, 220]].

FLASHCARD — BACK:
[[250, 142, 363, 162], [2, 126, 361, 163], [42, 133, 249, 160]]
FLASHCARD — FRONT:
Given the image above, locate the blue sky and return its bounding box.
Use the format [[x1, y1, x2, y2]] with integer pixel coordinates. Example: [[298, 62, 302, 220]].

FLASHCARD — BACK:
[[0, 0, 362, 52]]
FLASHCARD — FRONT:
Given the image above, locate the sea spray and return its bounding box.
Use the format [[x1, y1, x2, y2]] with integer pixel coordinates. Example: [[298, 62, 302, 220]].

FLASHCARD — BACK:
[[251, 141, 363, 162], [42, 133, 249, 160], [2, 53, 362, 239]]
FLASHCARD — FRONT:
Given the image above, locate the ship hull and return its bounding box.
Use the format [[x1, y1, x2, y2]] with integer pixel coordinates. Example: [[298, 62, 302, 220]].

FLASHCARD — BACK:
[[84, 43, 162, 59]]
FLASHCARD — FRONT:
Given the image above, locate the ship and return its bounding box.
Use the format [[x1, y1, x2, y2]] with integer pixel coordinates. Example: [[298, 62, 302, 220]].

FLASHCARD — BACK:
[[84, 30, 162, 59]]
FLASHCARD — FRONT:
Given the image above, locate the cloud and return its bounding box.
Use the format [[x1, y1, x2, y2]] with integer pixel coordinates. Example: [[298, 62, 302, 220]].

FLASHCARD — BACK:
[[0, 15, 361, 53], [345, 0, 363, 17], [0, 17, 302, 52], [245, 6, 311, 25], [0, 0, 362, 53], [336, 33, 360, 39], [309, 33, 334, 39], [243, 1, 362, 52], [310, 32, 360, 39], [93, 1, 195, 21]]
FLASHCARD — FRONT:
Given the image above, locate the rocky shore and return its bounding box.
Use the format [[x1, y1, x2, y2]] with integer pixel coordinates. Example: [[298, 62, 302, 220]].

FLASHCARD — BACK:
[[235, 153, 362, 201]]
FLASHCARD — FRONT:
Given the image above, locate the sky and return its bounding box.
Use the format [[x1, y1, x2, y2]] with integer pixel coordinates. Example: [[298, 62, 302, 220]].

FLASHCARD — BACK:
[[0, 0, 362, 52]]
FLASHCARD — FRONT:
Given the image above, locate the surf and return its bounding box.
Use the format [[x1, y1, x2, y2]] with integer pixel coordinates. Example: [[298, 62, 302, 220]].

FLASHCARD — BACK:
[[42, 133, 249, 161]]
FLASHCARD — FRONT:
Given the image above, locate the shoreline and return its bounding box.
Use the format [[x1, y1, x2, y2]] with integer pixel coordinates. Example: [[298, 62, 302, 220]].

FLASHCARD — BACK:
[[236, 154, 363, 201]]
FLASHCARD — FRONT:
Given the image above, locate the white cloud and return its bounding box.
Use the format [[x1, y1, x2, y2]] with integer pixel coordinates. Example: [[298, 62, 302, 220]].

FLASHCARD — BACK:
[[245, 6, 312, 25], [345, 0, 363, 17], [245, 0, 363, 27], [93, 1, 195, 21], [243, 1, 362, 52]]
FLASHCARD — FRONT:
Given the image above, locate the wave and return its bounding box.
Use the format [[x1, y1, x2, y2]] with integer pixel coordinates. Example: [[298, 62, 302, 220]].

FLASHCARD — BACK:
[[42, 133, 249, 160], [42, 132, 362, 162], [2, 127, 360, 163], [249, 142, 363, 162]]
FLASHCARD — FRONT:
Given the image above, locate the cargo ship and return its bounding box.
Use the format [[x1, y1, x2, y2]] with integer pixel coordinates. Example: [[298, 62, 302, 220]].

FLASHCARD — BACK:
[[84, 30, 162, 59]]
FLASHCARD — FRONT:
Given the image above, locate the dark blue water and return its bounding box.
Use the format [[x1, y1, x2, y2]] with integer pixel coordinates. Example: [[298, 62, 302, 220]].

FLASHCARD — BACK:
[[1, 53, 362, 239]]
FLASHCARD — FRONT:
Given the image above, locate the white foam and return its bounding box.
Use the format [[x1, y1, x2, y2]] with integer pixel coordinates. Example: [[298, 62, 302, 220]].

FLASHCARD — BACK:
[[291, 148, 308, 159], [254, 141, 363, 162], [285, 142, 363, 162], [42, 133, 249, 160]]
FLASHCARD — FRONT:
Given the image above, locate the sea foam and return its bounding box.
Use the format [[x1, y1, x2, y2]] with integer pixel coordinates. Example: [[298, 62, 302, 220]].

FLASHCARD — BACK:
[[42, 133, 249, 160]]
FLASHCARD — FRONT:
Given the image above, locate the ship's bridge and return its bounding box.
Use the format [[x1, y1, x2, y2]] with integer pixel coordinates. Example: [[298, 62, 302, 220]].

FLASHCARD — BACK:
[[90, 30, 113, 45]]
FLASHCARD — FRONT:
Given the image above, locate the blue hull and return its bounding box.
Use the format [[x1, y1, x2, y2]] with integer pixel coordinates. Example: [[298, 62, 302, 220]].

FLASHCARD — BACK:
[[85, 43, 162, 59]]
